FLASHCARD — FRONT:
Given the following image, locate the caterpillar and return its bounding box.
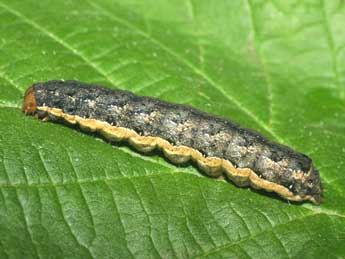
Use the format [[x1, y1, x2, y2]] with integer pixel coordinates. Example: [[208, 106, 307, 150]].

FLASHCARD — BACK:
[[22, 80, 322, 204]]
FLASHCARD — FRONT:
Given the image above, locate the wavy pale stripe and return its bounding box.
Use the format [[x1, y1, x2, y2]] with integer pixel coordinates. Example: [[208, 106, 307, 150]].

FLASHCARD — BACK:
[[36, 106, 317, 204]]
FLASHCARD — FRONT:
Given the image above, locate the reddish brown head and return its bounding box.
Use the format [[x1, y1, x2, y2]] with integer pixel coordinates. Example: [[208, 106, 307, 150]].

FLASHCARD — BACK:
[[22, 86, 37, 114]]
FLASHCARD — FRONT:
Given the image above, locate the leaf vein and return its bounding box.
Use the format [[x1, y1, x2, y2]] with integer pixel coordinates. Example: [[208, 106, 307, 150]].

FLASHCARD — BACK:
[[104, 182, 136, 258], [54, 187, 94, 258], [130, 181, 162, 258], [15, 189, 41, 258], [246, 0, 275, 127], [192, 212, 318, 258], [65, 148, 97, 245], [0, 1, 118, 88], [197, 181, 231, 244], [321, 0, 344, 99], [88, 0, 284, 143]]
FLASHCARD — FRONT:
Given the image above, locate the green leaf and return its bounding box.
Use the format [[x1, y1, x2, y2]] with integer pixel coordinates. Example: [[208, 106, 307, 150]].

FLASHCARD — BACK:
[[0, 0, 344, 258]]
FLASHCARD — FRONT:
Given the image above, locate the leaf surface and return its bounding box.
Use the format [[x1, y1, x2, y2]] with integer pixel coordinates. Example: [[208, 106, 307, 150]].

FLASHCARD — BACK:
[[0, 0, 345, 258]]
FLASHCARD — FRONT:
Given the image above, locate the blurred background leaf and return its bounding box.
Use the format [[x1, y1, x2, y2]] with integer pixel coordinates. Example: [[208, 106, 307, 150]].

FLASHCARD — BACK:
[[0, 0, 344, 258]]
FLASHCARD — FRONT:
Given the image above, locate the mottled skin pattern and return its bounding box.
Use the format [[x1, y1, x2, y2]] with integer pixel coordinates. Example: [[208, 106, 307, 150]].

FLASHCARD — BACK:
[[32, 80, 322, 202]]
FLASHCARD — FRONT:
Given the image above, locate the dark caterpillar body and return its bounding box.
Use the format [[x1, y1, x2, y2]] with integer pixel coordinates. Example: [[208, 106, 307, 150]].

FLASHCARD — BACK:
[[23, 80, 322, 204]]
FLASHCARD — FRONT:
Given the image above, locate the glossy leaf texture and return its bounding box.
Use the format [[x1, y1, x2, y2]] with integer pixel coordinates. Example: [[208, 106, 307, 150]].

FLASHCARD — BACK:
[[0, 1, 345, 258]]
